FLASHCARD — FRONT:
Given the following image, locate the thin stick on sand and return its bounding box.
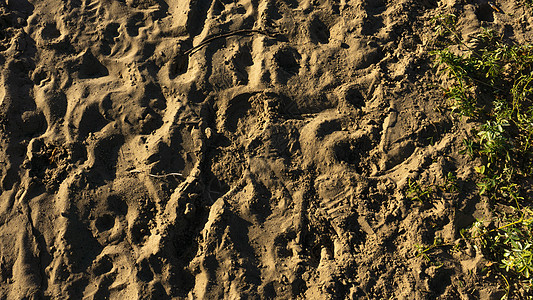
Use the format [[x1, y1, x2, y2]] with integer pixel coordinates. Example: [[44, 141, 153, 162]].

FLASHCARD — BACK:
[[184, 29, 282, 56], [128, 169, 183, 178]]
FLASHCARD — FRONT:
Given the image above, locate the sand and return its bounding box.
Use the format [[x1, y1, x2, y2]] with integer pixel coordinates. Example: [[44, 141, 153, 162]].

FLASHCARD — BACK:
[[0, 0, 532, 298]]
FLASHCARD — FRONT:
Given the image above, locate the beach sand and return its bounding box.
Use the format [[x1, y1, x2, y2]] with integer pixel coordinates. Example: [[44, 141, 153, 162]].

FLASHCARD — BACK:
[[0, 0, 532, 298]]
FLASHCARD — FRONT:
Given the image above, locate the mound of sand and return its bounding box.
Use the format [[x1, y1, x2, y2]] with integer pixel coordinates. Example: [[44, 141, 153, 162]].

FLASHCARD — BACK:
[[0, 0, 532, 298]]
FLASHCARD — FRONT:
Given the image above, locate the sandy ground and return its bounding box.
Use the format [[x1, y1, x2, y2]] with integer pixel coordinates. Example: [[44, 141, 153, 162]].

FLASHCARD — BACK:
[[0, 0, 532, 298]]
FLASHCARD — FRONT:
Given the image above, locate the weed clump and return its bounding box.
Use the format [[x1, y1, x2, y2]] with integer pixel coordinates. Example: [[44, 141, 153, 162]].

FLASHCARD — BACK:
[[431, 14, 533, 295], [404, 172, 458, 204], [433, 25, 533, 201]]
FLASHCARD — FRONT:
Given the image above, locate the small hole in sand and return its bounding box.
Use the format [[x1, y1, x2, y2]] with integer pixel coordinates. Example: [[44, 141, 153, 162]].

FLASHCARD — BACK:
[[41, 22, 61, 40], [95, 214, 115, 232]]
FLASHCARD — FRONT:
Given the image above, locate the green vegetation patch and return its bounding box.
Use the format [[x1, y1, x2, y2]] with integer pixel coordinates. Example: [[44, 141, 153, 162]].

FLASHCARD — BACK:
[[430, 13, 533, 295]]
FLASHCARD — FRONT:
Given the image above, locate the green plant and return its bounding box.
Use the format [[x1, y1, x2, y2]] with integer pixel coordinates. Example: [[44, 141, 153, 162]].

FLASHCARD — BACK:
[[501, 239, 533, 280], [460, 138, 478, 157], [405, 178, 434, 203], [443, 171, 459, 192], [432, 16, 533, 295], [414, 236, 446, 267], [477, 120, 510, 163], [519, 0, 533, 7], [415, 243, 431, 262], [405, 171, 460, 203], [467, 212, 533, 288], [431, 14, 459, 46], [433, 28, 533, 200], [445, 83, 478, 117]]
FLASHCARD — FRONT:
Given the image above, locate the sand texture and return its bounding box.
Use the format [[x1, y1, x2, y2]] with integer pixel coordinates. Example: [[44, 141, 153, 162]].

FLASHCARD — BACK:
[[0, 0, 532, 298]]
